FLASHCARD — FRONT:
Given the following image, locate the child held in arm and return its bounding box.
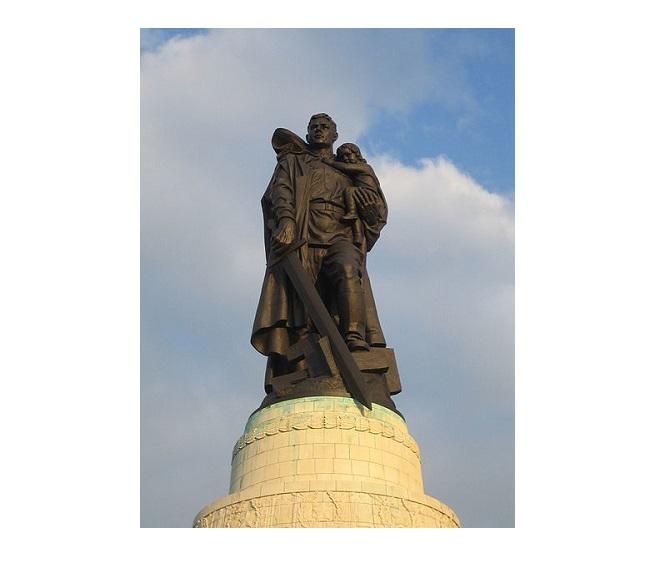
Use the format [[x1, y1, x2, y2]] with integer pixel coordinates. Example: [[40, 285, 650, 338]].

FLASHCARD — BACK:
[[331, 143, 380, 222]]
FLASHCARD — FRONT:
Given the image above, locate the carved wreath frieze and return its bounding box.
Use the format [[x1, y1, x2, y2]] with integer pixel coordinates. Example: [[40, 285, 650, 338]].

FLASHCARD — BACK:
[[232, 412, 420, 459]]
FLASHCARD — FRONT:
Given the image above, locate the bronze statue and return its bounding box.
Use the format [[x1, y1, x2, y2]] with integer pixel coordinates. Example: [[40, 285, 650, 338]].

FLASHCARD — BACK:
[[251, 114, 401, 412]]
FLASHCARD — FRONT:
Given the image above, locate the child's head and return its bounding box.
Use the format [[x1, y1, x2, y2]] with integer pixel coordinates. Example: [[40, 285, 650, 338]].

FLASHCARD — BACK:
[[336, 143, 366, 164]]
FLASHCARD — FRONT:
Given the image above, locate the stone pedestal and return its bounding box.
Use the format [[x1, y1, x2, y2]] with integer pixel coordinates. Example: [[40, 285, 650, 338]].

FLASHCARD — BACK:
[[194, 396, 459, 528]]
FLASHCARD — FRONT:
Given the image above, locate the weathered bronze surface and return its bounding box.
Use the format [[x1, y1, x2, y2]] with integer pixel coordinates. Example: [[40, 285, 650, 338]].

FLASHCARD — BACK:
[[251, 114, 401, 412]]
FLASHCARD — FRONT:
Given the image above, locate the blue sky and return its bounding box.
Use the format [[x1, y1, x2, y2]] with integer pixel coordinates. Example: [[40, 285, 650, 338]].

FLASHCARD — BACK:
[[359, 30, 514, 194], [141, 28, 514, 528]]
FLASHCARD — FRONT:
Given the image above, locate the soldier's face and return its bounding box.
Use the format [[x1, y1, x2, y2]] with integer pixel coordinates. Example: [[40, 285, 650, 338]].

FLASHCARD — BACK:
[[307, 118, 337, 146]]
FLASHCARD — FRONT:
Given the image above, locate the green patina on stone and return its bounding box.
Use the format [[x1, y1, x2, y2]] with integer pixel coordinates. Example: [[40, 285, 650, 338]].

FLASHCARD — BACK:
[[244, 396, 404, 433]]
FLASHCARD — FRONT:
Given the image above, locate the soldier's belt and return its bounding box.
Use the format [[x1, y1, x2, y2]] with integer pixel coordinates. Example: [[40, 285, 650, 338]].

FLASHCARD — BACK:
[[309, 202, 345, 213]]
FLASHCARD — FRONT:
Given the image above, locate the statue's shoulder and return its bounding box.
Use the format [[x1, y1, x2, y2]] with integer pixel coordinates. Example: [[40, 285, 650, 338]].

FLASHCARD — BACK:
[[272, 128, 309, 158]]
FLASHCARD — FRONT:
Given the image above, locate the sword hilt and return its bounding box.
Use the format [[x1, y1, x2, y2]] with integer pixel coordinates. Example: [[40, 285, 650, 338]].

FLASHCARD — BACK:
[[267, 239, 307, 268]]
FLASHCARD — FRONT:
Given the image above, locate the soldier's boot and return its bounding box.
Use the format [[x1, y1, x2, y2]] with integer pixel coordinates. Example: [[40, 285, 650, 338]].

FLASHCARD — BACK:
[[337, 285, 369, 352]]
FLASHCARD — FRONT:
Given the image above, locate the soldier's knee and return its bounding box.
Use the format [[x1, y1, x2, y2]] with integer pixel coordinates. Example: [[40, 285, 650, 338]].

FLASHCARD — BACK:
[[336, 261, 359, 281]]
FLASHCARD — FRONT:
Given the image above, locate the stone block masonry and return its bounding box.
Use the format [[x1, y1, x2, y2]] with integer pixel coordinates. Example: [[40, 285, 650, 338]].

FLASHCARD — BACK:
[[194, 396, 459, 528]]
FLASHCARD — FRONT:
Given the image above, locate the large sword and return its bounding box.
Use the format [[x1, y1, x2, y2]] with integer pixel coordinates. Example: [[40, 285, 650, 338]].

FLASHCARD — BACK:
[[268, 240, 373, 409]]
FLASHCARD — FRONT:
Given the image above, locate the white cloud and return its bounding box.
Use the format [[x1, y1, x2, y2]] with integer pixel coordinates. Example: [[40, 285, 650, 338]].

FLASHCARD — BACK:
[[375, 154, 514, 261]]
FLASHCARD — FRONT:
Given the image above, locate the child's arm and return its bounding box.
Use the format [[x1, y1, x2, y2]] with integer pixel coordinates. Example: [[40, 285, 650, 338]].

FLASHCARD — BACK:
[[325, 159, 371, 176]]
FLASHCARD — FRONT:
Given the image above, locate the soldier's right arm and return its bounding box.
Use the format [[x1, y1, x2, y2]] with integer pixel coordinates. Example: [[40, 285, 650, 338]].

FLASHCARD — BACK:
[[269, 160, 297, 251], [270, 161, 295, 226]]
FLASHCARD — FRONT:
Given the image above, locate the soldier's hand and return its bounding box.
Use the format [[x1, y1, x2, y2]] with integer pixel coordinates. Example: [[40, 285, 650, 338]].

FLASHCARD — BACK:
[[354, 190, 380, 225], [271, 219, 296, 253]]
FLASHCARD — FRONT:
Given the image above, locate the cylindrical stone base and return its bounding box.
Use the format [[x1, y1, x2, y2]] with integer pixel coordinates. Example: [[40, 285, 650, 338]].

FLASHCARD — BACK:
[[194, 396, 459, 528]]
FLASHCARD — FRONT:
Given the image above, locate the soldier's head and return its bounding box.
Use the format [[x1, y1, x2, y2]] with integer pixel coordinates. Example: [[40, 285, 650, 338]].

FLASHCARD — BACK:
[[336, 143, 366, 164], [306, 113, 338, 148]]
